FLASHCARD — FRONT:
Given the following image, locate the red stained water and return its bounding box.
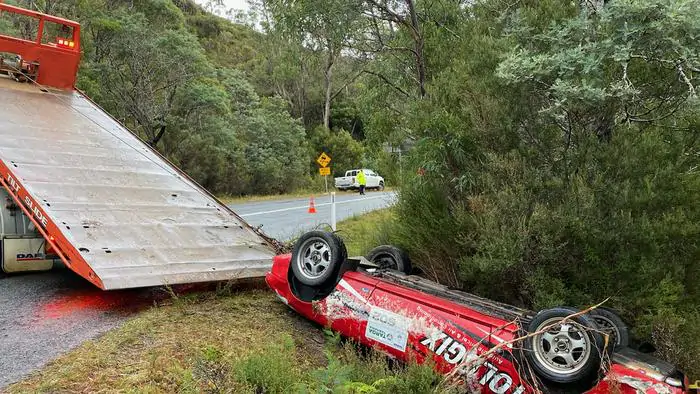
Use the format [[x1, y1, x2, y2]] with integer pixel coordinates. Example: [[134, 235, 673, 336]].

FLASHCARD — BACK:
[[32, 280, 265, 321], [36, 290, 156, 319]]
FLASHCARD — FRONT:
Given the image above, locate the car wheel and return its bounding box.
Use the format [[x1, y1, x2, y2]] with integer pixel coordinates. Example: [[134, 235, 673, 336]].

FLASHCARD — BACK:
[[590, 307, 629, 349], [523, 307, 604, 384], [365, 245, 411, 274], [378, 181, 385, 191], [291, 231, 347, 287]]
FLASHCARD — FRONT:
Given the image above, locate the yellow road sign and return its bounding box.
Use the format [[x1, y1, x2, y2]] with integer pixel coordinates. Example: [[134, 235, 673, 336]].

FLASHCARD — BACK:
[[316, 152, 331, 168], [319, 167, 331, 176]]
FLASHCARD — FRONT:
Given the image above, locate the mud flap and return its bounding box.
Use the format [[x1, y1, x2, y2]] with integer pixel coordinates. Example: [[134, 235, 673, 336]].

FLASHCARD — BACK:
[[1, 238, 53, 273]]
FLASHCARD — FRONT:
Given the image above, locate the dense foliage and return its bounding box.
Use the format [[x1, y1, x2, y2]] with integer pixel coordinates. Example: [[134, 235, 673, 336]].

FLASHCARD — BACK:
[[365, 0, 700, 374]]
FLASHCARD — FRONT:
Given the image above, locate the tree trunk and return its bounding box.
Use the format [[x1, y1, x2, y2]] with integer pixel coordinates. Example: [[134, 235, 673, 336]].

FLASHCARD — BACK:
[[406, 0, 426, 98], [150, 125, 166, 147], [323, 50, 334, 129]]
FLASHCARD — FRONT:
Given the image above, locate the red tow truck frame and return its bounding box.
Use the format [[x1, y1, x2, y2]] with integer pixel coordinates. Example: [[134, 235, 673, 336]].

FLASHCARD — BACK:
[[0, 2, 80, 89]]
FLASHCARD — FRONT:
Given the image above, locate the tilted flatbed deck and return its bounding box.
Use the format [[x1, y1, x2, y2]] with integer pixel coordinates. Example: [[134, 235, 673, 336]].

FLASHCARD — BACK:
[[0, 77, 275, 289]]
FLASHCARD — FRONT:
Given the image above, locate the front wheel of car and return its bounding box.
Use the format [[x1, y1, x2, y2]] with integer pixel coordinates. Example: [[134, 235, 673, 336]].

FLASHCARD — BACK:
[[378, 181, 385, 191], [291, 231, 347, 287], [523, 307, 604, 384]]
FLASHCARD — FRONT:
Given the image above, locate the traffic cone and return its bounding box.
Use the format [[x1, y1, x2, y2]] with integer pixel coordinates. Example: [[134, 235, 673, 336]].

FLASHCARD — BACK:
[[308, 196, 317, 214]]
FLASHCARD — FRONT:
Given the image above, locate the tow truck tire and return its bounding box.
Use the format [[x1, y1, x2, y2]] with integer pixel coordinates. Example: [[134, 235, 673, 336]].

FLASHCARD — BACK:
[[590, 307, 629, 349], [291, 231, 347, 287], [523, 307, 604, 384], [366, 245, 411, 274]]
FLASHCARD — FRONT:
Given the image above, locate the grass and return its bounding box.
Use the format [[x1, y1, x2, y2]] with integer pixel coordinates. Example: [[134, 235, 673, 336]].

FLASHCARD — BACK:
[[218, 187, 394, 204], [332, 209, 395, 256], [218, 191, 321, 204], [7, 208, 442, 394], [8, 290, 321, 393]]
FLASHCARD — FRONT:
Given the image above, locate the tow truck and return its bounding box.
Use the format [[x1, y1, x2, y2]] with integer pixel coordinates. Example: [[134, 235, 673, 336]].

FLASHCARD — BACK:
[[0, 3, 277, 289]]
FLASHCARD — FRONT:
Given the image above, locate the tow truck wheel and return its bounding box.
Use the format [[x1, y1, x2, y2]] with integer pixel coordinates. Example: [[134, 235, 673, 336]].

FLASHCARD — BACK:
[[366, 245, 411, 274], [590, 307, 629, 349], [524, 307, 604, 384], [291, 231, 347, 287]]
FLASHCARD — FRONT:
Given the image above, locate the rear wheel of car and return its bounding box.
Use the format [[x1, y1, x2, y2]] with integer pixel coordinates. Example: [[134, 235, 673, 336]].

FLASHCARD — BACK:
[[365, 245, 411, 274], [291, 231, 347, 287], [523, 307, 604, 384], [590, 307, 629, 349]]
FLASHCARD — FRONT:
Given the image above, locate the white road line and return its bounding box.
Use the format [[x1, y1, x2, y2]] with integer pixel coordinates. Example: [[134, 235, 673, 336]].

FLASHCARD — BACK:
[[240, 194, 391, 217]]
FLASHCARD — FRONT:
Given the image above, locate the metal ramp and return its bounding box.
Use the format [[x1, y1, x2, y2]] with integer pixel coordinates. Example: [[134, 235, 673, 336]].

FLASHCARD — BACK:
[[0, 78, 276, 289]]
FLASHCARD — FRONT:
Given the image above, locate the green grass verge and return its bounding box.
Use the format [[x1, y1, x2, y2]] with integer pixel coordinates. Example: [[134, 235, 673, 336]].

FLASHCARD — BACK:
[[332, 209, 395, 256], [218, 191, 322, 205], [218, 187, 394, 205], [8, 209, 445, 394]]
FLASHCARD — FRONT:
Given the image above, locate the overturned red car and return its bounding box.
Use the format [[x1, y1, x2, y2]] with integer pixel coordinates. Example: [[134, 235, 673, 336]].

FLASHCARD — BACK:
[[266, 231, 694, 393]]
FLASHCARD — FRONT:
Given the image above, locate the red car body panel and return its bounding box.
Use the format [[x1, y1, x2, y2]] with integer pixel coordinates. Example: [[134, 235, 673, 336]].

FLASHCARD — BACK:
[[266, 254, 687, 394]]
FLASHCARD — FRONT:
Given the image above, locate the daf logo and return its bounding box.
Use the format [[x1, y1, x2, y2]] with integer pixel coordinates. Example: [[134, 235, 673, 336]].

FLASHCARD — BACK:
[[16, 253, 46, 261]]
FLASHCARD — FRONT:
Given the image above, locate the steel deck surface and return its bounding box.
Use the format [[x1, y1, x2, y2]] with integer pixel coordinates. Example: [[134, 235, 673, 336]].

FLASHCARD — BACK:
[[0, 79, 275, 289]]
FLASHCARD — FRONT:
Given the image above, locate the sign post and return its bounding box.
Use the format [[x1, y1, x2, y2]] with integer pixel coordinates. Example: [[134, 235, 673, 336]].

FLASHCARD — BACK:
[[316, 152, 332, 194], [331, 192, 337, 231]]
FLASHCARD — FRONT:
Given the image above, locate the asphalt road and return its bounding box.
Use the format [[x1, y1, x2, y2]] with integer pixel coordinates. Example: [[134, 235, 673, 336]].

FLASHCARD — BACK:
[[0, 190, 395, 388], [231, 190, 396, 240]]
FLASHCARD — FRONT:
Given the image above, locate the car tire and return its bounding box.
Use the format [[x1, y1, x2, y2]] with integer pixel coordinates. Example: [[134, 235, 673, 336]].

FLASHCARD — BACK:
[[378, 181, 385, 191], [291, 231, 347, 287], [590, 307, 629, 349], [523, 307, 604, 384], [366, 245, 411, 274]]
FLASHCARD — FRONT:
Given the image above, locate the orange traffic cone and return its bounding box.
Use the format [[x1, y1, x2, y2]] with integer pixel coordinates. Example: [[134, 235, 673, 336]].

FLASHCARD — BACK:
[[308, 196, 317, 214]]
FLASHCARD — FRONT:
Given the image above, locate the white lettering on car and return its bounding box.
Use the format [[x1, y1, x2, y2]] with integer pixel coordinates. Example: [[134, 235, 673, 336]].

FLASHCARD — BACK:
[[420, 331, 526, 393], [420, 331, 448, 352], [444, 341, 467, 364], [435, 336, 454, 355]]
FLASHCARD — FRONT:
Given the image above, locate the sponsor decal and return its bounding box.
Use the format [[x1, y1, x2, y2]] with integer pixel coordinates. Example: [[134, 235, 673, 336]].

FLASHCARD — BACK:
[[324, 289, 370, 320], [365, 306, 409, 352], [420, 331, 525, 394]]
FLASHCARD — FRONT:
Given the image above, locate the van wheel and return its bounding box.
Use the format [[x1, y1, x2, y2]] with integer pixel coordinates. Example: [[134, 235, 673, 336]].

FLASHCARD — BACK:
[[378, 181, 385, 191], [523, 307, 604, 384], [291, 231, 347, 287], [366, 245, 411, 274], [590, 308, 629, 349]]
